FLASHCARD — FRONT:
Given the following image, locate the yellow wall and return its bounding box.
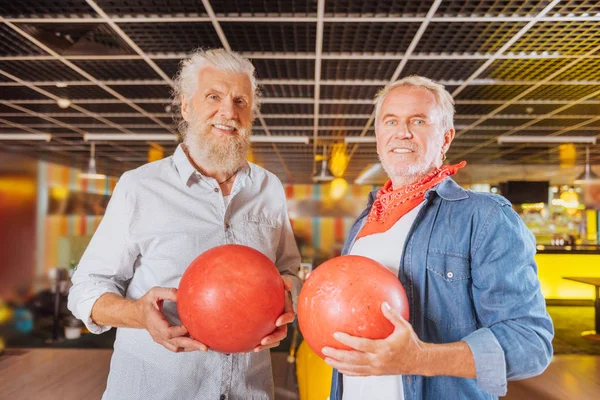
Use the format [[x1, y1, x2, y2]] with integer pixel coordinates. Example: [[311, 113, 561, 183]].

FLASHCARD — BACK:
[[536, 254, 600, 300]]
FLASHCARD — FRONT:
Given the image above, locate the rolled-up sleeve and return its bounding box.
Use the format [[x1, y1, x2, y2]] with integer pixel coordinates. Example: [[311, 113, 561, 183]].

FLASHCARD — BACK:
[[67, 172, 139, 334], [273, 183, 302, 313], [463, 202, 554, 396]]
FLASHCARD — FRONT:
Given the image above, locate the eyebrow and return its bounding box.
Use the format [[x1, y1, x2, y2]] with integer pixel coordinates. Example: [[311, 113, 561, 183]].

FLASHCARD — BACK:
[[381, 112, 430, 120], [203, 86, 250, 100]]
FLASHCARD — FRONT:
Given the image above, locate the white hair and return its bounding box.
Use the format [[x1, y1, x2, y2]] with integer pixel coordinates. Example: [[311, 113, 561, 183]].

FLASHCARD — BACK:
[[172, 48, 261, 131], [374, 75, 455, 131]]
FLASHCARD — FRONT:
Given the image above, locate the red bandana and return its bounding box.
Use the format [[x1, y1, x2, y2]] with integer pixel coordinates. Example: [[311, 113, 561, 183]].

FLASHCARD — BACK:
[[357, 161, 467, 239]]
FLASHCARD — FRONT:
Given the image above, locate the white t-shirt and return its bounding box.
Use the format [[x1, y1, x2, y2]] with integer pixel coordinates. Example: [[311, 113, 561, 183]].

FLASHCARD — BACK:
[[342, 202, 425, 400], [223, 194, 231, 208]]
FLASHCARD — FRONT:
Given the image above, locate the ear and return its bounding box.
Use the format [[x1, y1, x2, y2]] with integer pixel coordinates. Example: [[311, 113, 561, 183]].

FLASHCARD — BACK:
[[181, 95, 190, 122], [442, 128, 455, 153]]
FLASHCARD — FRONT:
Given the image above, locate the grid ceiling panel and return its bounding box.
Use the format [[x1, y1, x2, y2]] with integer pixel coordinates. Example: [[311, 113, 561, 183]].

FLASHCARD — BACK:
[[401, 60, 485, 82], [137, 103, 173, 113], [118, 23, 221, 53], [74, 103, 147, 114], [0, 60, 86, 81], [456, 85, 534, 100], [323, 23, 420, 53], [71, 60, 163, 80], [465, 129, 512, 137], [478, 118, 536, 127], [260, 103, 313, 114], [319, 118, 368, 127], [52, 116, 110, 125], [321, 60, 397, 80], [0, 104, 19, 113], [16, 23, 136, 56], [153, 59, 182, 79], [454, 104, 505, 115], [325, 0, 434, 16], [1, 115, 57, 125], [212, 0, 317, 15], [508, 21, 600, 55], [2, 1, 600, 182], [261, 84, 314, 98], [221, 23, 316, 52], [523, 85, 600, 100], [320, 85, 379, 100], [10, 103, 74, 113], [252, 59, 315, 80], [105, 116, 161, 125], [110, 85, 172, 99], [0, 23, 46, 56], [0, 0, 96, 17], [500, 103, 563, 115], [482, 58, 576, 81], [553, 0, 600, 16], [44, 85, 118, 99], [555, 58, 600, 81], [556, 103, 600, 115], [345, 128, 375, 137], [560, 130, 600, 136], [416, 22, 527, 54], [262, 118, 312, 127], [0, 86, 48, 100], [319, 104, 373, 115], [435, 1, 547, 16], [531, 118, 593, 127], [119, 128, 172, 134], [94, 0, 207, 16]]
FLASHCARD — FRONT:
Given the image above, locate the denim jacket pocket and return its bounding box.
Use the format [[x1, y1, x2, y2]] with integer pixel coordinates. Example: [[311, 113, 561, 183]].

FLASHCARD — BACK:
[[425, 251, 477, 332]]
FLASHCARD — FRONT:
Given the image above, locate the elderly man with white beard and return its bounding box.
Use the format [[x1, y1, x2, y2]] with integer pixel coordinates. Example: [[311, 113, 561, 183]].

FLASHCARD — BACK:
[[326, 76, 553, 400], [68, 49, 302, 400]]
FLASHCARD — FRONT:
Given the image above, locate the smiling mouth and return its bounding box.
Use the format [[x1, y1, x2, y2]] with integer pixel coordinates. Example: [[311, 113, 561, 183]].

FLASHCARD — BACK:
[[391, 148, 414, 154], [212, 124, 237, 132]]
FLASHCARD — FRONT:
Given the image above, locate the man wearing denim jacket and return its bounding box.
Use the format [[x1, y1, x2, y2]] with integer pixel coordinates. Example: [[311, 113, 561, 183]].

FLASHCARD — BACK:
[[325, 76, 553, 400]]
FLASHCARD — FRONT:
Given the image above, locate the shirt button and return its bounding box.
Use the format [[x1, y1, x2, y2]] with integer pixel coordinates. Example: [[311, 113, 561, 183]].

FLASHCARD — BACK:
[[447, 271, 453, 279], [214, 188, 219, 193], [220, 395, 226, 400], [225, 223, 230, 230]]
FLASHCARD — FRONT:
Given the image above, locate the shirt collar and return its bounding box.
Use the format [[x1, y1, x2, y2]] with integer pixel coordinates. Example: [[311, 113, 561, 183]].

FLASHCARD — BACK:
[[173, 144, 197, 185], [429, 177, 469, 201], [172, 143, 253, 186]]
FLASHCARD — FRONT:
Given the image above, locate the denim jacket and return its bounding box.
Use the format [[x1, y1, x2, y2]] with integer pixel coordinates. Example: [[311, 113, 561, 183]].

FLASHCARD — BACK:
[[330, 178, 554, 400]]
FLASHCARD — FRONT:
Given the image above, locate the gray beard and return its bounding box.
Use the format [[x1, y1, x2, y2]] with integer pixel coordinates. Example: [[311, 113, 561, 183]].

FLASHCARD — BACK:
[[183, 117, 252, 176]]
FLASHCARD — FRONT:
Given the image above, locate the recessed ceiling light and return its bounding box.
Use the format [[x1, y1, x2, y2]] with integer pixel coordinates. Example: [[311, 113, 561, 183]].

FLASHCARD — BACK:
[[55, 82, 68, 88], [56, 98, 71, 109]]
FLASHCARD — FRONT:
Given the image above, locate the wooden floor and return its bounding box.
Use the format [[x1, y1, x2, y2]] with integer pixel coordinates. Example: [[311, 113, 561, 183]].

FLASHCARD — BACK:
[[1, 349, 598, 399], [505, 355, 600, 400]]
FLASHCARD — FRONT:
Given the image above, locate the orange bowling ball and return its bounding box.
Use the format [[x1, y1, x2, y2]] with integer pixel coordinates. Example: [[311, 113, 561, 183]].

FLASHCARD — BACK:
[[177, 244, 285, 353], [298, 255, 409, 359]]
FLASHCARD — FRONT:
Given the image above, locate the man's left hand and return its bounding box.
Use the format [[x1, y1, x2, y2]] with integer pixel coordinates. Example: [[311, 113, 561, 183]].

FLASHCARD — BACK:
[[322, 302, 426, 376], [253, 275, 295, 352]]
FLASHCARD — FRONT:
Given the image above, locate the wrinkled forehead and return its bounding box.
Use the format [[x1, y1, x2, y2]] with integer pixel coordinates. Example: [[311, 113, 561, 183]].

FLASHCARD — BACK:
[[197, 66, 253, 96], [380, 86, 442, 121]]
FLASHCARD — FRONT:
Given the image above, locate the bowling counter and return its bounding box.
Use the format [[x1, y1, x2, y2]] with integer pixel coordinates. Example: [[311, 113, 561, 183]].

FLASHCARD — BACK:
[[535, 246, 600, 303]]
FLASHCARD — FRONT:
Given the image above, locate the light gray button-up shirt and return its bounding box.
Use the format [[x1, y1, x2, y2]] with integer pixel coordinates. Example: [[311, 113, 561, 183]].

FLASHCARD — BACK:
[[68, 144, 302, 400]]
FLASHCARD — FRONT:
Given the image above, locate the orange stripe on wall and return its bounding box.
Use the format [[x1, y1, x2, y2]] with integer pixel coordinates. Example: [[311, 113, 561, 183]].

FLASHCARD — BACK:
[[334, 218, 344, 242]]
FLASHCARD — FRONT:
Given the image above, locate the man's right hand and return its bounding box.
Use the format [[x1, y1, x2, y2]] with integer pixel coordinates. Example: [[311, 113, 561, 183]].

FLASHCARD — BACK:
[[136, 287, 208, 353]]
